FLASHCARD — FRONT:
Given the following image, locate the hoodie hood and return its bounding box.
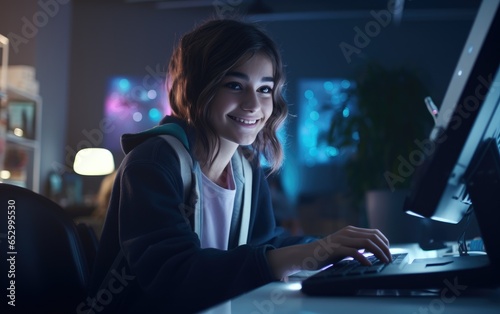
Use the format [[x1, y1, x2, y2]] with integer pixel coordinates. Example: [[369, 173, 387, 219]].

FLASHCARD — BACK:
[[121, 116, 192, 154]]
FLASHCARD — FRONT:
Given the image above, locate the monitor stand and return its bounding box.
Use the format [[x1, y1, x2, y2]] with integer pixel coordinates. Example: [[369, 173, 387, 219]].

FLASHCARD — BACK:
[[465, 137, 500, 270]]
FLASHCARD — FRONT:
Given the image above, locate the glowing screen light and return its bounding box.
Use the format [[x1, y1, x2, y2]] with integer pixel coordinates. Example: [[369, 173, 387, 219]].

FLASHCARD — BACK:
[[342, 107, 350, 118], [133, 112, 143, 122], [298, 78, 358, 166], [149, 108, 162, 123], [104, 76, 169, 152], [118, 78, 130, 92]]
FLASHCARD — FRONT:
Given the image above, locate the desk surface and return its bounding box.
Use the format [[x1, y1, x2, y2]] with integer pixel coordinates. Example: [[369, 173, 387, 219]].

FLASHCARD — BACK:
[[201, 244, 500, 314], [201, 282, 500, 314]]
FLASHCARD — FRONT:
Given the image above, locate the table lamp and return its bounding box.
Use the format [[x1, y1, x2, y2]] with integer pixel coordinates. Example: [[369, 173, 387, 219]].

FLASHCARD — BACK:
[[73, 148, 115, 176]]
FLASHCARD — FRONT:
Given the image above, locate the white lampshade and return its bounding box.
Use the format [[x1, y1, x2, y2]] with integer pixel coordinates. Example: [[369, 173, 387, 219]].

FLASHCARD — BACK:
[[73, 148, 115, 176]]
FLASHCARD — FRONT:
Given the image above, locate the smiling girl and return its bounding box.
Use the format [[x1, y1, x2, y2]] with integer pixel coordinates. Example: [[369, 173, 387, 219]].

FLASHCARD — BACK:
[[89, 19, 392, 314]]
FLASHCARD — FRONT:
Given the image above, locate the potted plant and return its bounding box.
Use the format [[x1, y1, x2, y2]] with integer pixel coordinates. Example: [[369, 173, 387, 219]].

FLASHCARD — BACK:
[[327, 62, 432, 242]]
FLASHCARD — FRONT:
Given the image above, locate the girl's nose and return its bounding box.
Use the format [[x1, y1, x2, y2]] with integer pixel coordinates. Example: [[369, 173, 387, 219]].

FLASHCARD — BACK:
[[241, 90, 260, 112]]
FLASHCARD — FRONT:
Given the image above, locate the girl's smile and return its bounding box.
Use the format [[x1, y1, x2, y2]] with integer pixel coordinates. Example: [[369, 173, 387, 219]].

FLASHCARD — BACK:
[[210, 52, 275, 149]]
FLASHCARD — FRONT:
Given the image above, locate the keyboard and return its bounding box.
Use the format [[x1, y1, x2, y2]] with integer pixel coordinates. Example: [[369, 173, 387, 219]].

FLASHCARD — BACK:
[[313, 253, 409, 278], [302, 250, 495, 296]]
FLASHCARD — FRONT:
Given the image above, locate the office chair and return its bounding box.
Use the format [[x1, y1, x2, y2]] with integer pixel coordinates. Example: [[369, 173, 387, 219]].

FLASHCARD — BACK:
[[76, 221, 99, 270], [0, 183, 93, 313]]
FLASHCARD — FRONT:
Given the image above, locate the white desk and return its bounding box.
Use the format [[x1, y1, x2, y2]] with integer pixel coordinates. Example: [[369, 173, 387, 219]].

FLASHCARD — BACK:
[[201, 244, 500, 314], [201, 282, 500, 314]]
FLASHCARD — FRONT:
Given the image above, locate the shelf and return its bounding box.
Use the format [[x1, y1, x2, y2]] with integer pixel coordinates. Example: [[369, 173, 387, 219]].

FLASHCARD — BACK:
[[0, 87, 42, 193], [5, 85, 41, 102], [1, 36, 42, 192], [6, 132, 39, 149]]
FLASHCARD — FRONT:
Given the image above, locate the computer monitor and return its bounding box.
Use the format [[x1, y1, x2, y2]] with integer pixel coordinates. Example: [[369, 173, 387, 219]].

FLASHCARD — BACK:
[[403, 0, 500, 251]]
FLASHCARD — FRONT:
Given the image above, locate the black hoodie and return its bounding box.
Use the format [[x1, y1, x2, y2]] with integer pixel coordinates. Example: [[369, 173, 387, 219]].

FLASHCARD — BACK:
[[86, 116, 314, 313]]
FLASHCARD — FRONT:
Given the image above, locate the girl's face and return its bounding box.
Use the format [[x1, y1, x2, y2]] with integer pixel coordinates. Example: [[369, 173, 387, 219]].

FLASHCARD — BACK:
[[209, 52, 274, 149]]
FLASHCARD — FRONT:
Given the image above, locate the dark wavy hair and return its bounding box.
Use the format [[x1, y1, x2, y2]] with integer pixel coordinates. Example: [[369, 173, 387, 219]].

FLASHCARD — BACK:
[[167, 19, 288, 173]]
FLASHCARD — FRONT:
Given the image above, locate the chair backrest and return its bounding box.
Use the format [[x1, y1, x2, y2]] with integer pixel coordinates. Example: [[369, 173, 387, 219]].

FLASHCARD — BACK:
[[76, 221, 99, 271], [0, 183, 90, 313]]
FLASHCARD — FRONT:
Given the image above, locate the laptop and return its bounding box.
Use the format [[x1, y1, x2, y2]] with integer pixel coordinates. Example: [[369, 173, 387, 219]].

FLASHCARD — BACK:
[[302, 0, 500, 296]]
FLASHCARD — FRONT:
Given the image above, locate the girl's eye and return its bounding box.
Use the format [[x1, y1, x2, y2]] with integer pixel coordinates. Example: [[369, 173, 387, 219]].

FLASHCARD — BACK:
[[225, 82, 242, 90], [259, 86, 273, 94]]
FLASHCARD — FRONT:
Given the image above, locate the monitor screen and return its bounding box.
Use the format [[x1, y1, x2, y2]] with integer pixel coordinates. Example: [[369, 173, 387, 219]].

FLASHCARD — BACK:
[[404, 0, 500, 224]]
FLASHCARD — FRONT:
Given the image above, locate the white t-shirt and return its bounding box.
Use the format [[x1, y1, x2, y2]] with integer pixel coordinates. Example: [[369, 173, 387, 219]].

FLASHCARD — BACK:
[[200, 162, 236, 250]]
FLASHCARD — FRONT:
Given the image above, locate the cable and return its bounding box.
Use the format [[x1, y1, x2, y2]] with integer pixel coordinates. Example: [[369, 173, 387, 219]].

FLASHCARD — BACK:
[[457, 206, 474, 256]]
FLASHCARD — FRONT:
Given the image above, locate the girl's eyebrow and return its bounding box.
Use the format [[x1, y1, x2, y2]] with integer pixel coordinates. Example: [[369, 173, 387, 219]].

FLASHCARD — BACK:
[[226, 71, 274, 82]]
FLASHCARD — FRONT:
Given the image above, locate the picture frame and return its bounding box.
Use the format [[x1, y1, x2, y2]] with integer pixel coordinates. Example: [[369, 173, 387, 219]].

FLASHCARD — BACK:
[[7, 100, 36, 140]]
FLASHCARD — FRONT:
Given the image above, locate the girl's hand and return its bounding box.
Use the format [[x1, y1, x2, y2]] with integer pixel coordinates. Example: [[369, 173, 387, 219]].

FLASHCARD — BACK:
[[311, 225, 392, 269], [266, 225, 392, 279]]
